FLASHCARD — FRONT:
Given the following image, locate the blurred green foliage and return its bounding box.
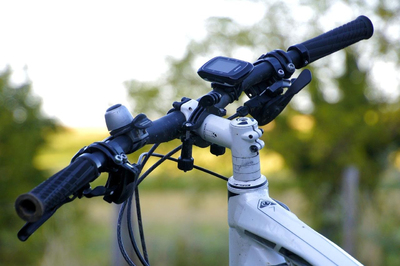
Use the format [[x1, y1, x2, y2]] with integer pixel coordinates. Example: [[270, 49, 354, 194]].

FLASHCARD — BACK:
[[0, 68, 57, 265], [125, 0, 400, 264]]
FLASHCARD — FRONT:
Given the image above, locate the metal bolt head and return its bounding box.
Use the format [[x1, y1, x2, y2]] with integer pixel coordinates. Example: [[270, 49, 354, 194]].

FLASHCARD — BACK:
[[115, 154, 122, 162], [250, 145, 259, 152]]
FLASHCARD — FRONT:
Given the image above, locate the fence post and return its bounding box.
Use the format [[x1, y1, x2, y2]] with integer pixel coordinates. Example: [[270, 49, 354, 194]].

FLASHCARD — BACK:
[[341, 165, 359, 255], [112, 204, 137, 266]]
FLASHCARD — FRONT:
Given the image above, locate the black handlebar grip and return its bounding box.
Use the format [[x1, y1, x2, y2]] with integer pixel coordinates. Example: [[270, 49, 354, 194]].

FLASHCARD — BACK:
[[15, 157, 99, 222], [288, 15, 374, 68]]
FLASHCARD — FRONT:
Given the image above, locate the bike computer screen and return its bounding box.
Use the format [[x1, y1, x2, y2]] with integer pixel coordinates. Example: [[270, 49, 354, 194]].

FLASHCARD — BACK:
[[197, 56, 254, 86]]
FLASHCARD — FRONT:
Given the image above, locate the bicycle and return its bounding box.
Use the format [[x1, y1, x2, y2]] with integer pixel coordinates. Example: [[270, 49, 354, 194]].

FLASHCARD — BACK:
[[15, 15, 374, 266]]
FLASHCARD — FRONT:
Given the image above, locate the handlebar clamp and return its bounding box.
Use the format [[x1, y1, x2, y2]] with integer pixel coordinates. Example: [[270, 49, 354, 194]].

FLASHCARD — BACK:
[[255, 50, 296, 79], [72, 141, 141, 204], [245, 50, 296, 98], [287, 44, 310, 68]]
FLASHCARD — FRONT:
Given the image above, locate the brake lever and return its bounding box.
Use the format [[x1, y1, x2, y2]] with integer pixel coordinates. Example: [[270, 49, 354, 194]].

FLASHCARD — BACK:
[[239, 69, 312, 126]]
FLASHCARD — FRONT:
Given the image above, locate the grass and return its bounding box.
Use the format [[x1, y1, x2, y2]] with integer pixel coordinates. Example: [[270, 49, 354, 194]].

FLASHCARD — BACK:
[[33, 127, 230, 266], [34, 127, 109, 172], [32, 127, 400, 265]]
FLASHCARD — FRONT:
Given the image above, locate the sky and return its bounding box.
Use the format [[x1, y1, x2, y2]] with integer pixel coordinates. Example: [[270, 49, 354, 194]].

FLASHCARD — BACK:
[[1, 1, 399, 129], [0, 0, 266, 128]]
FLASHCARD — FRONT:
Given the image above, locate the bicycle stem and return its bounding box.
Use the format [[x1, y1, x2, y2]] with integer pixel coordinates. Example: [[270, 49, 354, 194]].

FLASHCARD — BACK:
[[179, 99, 266, 183]]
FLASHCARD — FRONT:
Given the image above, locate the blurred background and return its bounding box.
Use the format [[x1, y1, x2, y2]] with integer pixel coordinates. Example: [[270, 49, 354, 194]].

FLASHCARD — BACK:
[[1, 0, 399, 265]]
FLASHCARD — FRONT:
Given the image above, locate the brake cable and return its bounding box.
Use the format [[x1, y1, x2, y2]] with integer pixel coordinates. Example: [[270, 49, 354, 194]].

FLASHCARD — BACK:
[[118, 143, 229, 266]]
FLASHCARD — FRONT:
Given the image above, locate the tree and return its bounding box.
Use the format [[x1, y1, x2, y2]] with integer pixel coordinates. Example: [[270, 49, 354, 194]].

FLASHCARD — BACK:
[[125, 0, 400, 263], [0, 68, 57, 266]]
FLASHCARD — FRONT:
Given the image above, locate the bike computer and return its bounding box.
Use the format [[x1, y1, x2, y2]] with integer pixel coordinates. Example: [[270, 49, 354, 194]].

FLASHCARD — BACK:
[[197, 56, 254, 86]]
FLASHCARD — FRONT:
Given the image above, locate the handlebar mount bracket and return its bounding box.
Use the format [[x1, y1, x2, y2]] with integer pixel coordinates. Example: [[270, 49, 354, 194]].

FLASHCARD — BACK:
[[72, 142, 141, 204]]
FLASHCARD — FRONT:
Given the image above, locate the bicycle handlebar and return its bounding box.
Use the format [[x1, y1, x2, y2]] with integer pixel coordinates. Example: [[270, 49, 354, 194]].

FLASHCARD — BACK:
[[15, 15, 374, 239], [146, 111, 186, 144]]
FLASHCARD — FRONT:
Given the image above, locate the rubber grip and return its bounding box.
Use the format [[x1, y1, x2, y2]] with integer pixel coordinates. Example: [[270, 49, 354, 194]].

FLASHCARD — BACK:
[[289, 15, 373, 67], [15, 157, 99, 222]]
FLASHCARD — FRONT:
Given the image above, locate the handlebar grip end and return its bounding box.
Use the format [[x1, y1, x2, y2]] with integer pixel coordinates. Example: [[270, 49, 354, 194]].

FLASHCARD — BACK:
[[15, 193, 45, 223], [358, 15, 374, 39]]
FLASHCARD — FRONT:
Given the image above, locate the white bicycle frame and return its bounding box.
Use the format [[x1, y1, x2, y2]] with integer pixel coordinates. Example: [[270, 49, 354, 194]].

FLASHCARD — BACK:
[[179, 99, 363, 266]]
